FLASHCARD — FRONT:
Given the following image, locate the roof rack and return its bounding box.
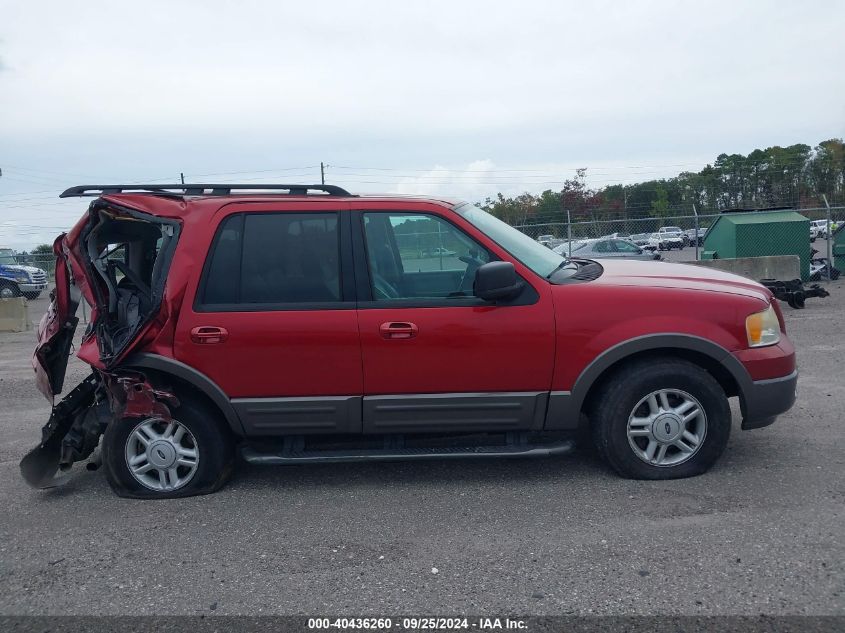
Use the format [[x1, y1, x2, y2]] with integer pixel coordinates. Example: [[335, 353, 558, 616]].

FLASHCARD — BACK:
[[59, 184, 354, 198]]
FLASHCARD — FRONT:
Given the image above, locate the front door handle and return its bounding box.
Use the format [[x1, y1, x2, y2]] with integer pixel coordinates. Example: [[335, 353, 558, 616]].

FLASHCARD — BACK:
[[379, 322, 418, 340], [190, 326, 229, 344]]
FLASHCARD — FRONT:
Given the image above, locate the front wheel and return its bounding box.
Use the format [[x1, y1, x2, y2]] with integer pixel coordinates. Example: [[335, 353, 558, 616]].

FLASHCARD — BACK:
[[102, 393, 235, 499], [23, 291, 41, 300], [590, 358, 731, 479], [0, 281, 20, 299]]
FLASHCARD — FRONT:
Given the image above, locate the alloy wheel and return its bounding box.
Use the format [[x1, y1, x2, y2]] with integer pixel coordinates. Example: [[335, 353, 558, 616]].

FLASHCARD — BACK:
[[626, 388, 707, 467], [124, 418, 200, 491]]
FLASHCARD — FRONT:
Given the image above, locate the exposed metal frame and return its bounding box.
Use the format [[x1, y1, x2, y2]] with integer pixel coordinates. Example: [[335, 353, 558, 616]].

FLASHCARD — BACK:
[[59, 184, 354, 198]]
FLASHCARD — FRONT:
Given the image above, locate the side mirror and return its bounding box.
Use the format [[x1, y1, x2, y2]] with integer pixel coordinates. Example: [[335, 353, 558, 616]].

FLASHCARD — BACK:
[[474, 261, 523, 301]]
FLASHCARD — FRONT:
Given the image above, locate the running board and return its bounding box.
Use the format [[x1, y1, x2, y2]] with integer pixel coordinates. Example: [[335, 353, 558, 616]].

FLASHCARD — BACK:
[[241, 440, 575, 465]]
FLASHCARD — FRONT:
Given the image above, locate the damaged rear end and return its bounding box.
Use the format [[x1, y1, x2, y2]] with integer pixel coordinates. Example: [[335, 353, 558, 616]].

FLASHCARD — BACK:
[[21, 197, 181, 488]]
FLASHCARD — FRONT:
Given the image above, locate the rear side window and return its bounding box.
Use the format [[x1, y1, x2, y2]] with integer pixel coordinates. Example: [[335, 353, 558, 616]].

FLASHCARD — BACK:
[[200, 212, 340, 307]]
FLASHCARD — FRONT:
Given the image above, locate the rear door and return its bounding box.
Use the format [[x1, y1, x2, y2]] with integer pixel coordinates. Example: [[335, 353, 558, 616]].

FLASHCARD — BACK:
[[174, 201, 363, 436], [353, 202, 556, 434]]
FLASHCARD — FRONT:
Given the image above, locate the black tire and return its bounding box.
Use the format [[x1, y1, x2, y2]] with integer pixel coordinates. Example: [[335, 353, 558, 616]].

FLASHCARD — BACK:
[[0, 280, 21, 299], [101, 392, 235, 499], [590, 357, 731, 479], [23, 291, 41, 300]]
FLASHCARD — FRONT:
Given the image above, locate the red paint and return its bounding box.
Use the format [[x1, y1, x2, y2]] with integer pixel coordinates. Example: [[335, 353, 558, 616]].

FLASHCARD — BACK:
[[34, 192, 796, 413]]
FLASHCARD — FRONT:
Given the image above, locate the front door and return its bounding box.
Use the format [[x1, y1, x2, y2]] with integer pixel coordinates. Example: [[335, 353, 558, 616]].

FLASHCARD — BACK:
[[175, 203, 362, 436], [354, 206, 556, 434]]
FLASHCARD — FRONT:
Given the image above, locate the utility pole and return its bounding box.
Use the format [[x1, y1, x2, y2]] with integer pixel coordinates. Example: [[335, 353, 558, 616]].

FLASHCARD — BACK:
[[180, 172, 185, 185], [320, 162, 326, 185]]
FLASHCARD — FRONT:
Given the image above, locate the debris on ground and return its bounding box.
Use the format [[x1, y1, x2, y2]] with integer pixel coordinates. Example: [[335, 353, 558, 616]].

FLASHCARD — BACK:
[[760, 278, 830, 309]]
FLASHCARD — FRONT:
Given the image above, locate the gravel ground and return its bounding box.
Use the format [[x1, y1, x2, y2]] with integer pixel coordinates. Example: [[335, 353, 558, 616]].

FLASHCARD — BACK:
[[0, 283, 843, 616]]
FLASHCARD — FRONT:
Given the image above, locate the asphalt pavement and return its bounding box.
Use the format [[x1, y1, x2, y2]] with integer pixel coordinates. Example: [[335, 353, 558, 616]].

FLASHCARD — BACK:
[[0, 280, 843, 616]]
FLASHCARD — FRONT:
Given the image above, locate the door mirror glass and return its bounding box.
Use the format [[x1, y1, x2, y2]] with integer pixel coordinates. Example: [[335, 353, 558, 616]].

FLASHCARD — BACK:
[[474, 261, 522, 301]]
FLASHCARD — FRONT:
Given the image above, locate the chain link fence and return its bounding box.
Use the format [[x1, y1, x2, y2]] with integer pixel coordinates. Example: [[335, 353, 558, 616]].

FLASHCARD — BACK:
[[3, 206, 844, 286], [514, 206, 844, 281]]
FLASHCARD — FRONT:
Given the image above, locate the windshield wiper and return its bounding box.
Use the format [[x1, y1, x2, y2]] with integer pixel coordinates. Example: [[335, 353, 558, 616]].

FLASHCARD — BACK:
[[546, 257, 573, 279]]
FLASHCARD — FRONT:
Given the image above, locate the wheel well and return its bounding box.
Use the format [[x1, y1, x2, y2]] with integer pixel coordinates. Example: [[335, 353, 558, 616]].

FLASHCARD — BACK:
[[580, 348, 740, 423], [130, 368, 238, 438]]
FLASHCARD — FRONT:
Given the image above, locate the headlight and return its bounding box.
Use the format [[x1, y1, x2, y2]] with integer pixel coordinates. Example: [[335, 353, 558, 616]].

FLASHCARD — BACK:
[[13, 271, 29, 282], [746, 304, 780, 348]]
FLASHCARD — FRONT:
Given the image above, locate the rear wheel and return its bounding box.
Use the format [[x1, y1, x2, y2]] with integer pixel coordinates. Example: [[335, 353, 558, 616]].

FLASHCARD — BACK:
[[590, 358, 731, 479], [102, 393, 235, 498]]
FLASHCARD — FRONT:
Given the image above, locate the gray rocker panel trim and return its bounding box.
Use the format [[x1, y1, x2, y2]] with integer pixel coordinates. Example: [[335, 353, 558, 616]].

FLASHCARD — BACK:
[[362, 391, 548, 433], [120, 353, 246, 435], [544, 333, 753, 430], [232, 396, 362, 435]]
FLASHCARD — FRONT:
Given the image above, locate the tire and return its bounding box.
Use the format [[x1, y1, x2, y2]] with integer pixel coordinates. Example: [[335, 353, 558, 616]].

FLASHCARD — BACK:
[[23, 291, 41, 300], [101, 392, 235, 499], [590, 357, 731, 479], [0, 281, 21, 299]]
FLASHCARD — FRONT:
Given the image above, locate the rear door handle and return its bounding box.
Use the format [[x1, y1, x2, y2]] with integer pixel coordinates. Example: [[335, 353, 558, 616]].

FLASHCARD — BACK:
[[190, 326, 229, 344], [379, 322, 418, 340]]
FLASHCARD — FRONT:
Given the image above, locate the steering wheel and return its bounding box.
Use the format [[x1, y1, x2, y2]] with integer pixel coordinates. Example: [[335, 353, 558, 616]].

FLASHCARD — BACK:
[[458, 253, 485, 294]]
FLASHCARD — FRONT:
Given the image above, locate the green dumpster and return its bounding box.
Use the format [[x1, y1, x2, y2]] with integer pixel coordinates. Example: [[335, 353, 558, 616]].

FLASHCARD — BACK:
[[701, 209, 811, 280], [833, 224, 845, 273]]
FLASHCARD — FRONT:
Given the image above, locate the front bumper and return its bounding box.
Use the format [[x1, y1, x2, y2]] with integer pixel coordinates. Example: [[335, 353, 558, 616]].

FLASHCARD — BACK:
[[18, 282, 46, 293], [740, 369, 798, 430]]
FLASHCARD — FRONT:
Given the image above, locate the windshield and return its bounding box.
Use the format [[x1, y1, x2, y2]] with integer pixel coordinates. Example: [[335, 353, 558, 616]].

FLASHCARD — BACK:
[[454, 203, 564, 277], [664, 227, 682, 233], [0, 249, 17, 265]]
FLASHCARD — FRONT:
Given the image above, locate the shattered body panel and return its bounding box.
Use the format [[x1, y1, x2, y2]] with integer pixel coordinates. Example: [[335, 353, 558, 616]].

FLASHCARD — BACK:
[[25, 196, 186, 485]]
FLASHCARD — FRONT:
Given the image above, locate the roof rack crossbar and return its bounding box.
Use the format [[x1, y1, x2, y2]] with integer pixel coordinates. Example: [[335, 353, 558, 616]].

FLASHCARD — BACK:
[[59, 184, 353, 198]]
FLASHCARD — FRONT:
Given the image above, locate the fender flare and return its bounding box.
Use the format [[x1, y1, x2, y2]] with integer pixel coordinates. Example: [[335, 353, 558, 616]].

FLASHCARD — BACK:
[[120, 353, 245, 435], [545, 333, 753, 430]]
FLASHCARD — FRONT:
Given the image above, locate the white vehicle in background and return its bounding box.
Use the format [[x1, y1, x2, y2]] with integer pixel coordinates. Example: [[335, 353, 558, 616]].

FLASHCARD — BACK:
[[630, 233, 657, 251], [552, 239, 593, 255], [537, 234, 565, 249], [656, 226, 685, 249], [810, 219, 831, 240]]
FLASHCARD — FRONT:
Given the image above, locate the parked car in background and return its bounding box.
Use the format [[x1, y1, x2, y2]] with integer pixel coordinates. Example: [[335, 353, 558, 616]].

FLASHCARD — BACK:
[[538, 235, 566, 250], [552, 239, 592, 255], [567, 238, 660, 261], [427, 247, 457, 257], [657, 227, 685, 249], [685, 227, 707, 246], [629, 233, 657, 251], [22, 183, 797, 499], [601, 232, 631, 240], [0, 247, 48, 300], [630, 233, 657, 251], [810, 219, 831, 240]]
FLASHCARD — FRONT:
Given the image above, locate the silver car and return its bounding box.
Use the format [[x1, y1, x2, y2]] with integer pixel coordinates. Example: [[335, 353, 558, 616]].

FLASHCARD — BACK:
[[564, 238, 660, 261]]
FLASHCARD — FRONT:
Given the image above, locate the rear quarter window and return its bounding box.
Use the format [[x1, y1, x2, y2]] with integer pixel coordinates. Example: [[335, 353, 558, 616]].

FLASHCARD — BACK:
[[199, 212, 341, 308]]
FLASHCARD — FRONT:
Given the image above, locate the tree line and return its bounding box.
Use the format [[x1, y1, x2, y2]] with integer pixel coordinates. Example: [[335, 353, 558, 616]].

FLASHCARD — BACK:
[[482, 139, 845, 226]]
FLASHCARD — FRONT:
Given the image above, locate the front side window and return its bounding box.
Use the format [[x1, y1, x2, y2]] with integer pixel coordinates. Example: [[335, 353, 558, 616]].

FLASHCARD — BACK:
[[363, 212, 491, 301], [201, 212, 340, 306]]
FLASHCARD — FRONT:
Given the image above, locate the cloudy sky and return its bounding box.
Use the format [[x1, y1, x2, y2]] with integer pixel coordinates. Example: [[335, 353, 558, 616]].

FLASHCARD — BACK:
[[1, 0, 843, 249]]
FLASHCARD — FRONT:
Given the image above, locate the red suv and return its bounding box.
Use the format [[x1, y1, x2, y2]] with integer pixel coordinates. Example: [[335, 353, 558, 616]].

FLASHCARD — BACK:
[[21, 184, 797, 498]]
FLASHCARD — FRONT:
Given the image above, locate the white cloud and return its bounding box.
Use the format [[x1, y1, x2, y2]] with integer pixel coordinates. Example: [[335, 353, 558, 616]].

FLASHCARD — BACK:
[[0, 0, 843, 247]]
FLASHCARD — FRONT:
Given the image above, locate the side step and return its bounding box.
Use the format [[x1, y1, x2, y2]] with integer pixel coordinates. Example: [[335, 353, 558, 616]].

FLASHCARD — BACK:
[[241, 439, 575, 465]]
